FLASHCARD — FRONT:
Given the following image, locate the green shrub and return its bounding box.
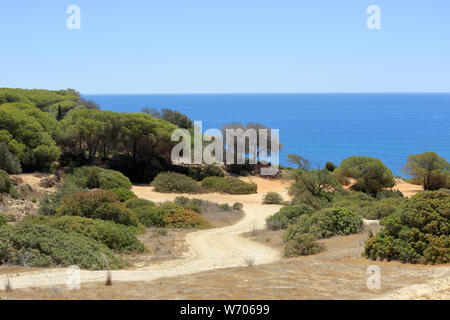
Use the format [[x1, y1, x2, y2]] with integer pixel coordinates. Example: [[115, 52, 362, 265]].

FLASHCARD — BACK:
[[131, 205, 167, 227], [366, 201, 399, 220], [8, 186, 19, 199], [39, 184, 85, 216], [191, 198, 204, 207], [65, 166, 132, 190], [284, 233, 325, 257], [124, 197, 155, 209], [232, 202, 244, 210], [0, 169, 11, 193], [375, 189, 404, 200], [0, 213, 7, 227], [201, 165, 224, 179], [110, 188, 137, 202], [169, 197, 201, 213], [56, 190, 139, 227], [263, 192, 284, 204], [364, 191, 450, 264], [162, 208, 211, 229], [288, 168, 341, 201], [201, 176, 257, 194], [332, 191, 405, 220], [290, 190, 330, 210], [266, 204, 315, 230], [325, 161, 337, 172], [152, 171, 200, 193], [284, 207, 363, 241], [24, 215, 146, 254], [174, 196, 190, 206], [218, 203, 231, 211], [86, 168, 100, 189], [0, 223, 127, 269], [130, 202, 211, 229]]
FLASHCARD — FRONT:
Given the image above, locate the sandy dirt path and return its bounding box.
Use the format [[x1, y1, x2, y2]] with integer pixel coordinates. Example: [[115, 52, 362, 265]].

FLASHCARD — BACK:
[[0, 177, 289, 291]]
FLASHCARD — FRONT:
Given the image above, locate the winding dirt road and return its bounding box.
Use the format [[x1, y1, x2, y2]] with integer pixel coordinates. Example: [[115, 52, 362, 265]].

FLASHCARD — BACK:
[[2, 177, 447, 299], [0, 177, 289, 290]]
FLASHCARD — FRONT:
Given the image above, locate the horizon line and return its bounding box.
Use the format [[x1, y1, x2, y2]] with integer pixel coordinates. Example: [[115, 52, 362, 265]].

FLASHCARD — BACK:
[[82, 91, 450, 95]]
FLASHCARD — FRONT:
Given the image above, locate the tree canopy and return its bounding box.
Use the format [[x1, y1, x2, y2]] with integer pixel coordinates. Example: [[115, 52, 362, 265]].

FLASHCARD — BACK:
[[0, 88, 178, 174], [335, 156, 395, 196], [403, 152, 450, 190], [144, 107, 193, 129]]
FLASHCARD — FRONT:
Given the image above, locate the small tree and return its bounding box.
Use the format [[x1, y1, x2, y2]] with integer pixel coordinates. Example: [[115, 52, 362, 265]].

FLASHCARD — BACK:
[[325, 161, 337, 172], [403, 152, 450, 190], [289, 168, 340, 201], [263, 192, 284, 204], [287, 154, 311, 171], [335, 156, 395, 196]]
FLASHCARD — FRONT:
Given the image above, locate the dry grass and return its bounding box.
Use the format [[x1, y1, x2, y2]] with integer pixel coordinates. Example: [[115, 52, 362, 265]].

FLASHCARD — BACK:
[[198, 200, 244, 227], [2, 226, 448, 300], [123, 228, 190, 266]]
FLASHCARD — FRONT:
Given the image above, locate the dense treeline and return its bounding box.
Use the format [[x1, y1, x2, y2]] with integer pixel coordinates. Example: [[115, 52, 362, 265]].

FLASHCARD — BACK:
[[0, 88, 178, 181]]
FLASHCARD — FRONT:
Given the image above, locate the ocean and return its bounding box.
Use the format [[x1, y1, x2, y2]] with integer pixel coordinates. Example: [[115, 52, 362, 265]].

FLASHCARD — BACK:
[[83, 93, 450, 176]]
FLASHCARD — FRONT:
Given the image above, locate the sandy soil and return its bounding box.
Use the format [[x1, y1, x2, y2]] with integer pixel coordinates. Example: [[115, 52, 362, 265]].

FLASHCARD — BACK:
[[3, 227, 448, 300], [0, 177, 288, 291], [9, 173, 57, 193], [1, 176, 447, 300], [343, 178, 422, 198], [392, 178, 423, 198]]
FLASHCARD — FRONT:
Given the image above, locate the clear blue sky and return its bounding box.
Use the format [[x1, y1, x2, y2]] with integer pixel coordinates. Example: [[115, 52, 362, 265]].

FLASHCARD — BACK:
[[1, 1, 449, 94]]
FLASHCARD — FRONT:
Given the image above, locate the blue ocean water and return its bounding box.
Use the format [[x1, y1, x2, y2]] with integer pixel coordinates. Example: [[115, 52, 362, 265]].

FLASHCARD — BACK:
[[83, 93, 450, 176]]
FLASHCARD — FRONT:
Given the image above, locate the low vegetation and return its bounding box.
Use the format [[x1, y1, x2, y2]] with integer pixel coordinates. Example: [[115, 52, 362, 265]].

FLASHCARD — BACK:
[[65, 166, 132, 190], [110, 188, 137, 202], [332, 190, 405, 220], [0, 169, 12, 193], [266, 204, 315, 230], [284, 233, 325, 257], [127, 199, 211, 229], [124, 197, 155, 209], [201, 176, 257, 194], [364, 191, 450, 264], [263, 192, 284, 204], [56, 190, 140, 227], [23, 215, 146, 254], [0, 213, 7, 227], [284, 208, 363, 242], [0, 223, 127, 269], [152, 171, 200, 193], [39, 184, 85, 216]]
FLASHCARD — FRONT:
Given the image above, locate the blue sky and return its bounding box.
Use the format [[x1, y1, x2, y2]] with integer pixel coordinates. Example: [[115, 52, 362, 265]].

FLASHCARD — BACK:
[[1, 1, 449, 94]]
